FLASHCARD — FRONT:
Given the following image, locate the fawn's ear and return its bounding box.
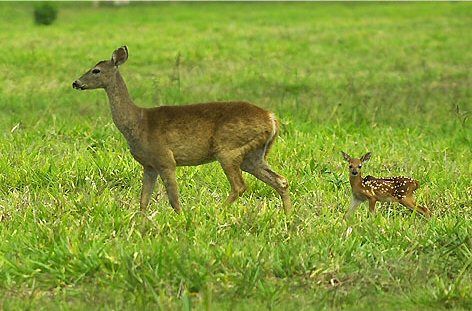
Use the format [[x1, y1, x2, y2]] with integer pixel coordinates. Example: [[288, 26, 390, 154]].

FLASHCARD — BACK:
[[341, 151, 351, 162], [360, 152, 372, 163], [111, 46, 128, 66]]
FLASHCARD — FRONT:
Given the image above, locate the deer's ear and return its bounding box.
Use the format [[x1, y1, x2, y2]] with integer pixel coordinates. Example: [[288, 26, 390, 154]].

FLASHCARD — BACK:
[[111, 46, 128, 66], [341, 151, 351, 162], [361, 152, 372, 163]]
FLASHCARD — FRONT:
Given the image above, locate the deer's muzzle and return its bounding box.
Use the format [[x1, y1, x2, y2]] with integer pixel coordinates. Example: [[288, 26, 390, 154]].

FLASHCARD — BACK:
[[72, 80, 86, 90]]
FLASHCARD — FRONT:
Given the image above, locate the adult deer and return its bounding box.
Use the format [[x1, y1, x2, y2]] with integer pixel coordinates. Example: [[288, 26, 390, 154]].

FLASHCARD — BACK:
[[72, 46, 291, 213], [341, 151, 430, 218]]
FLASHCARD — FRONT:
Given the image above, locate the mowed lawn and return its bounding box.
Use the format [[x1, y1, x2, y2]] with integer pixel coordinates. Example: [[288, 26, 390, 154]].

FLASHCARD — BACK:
[[0, 2, 471, 310]]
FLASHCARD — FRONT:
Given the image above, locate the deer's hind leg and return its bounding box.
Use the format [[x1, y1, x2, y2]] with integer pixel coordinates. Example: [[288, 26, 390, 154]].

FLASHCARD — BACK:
[[217, 153, 247, 205], [399, 196, 430, 217], [241, 148, 291, 213]]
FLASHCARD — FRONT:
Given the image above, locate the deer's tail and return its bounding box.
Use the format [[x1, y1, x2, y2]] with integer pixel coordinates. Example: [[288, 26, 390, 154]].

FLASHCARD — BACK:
[[413, 180, 420, 191], [262, 113, 279, 160]]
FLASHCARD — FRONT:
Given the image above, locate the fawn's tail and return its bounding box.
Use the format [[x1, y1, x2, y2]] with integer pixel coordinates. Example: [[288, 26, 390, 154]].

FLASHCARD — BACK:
[[412, 180, 420, 191]]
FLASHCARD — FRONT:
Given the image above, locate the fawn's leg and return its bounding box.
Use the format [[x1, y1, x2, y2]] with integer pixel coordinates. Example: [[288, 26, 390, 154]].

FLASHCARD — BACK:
[[159, 167, 181, 213], [368, 198, 377, 213], [241, 153, 291, 213], [400, 196, 430, 217], [218, 154, 247, 205], [420, 205, 431, 217], [344, 197, 363, 219], [140, 166, 158, 210]]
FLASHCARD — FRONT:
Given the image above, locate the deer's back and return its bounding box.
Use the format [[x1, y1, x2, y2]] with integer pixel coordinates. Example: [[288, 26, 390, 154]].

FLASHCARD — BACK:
[[141, 101, 276, 165], [363, 175, 419, 201], [146, 101, 272, 135]]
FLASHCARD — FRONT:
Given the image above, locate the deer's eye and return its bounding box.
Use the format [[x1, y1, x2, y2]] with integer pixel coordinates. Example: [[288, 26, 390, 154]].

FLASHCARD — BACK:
[[349, 165, 353, 169], [92, 68, 101, 74], [358, 165, 362, 168]]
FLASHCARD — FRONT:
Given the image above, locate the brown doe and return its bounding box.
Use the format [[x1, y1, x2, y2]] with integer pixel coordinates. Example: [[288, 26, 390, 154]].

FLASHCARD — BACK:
[[341, 151, 430, 218], [72, 46, 291, 213]]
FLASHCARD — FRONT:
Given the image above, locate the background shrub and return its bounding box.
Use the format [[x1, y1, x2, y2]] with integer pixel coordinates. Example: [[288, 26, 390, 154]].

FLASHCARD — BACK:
[[34, 2, 58, 25]]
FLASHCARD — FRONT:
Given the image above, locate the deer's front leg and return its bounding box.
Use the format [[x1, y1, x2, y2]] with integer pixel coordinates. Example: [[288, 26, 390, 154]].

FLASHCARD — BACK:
[[344, 197, 362, 219], [159, 168, 182, 213], [140, 167, 158, 211], [368, 198, 377, 213]]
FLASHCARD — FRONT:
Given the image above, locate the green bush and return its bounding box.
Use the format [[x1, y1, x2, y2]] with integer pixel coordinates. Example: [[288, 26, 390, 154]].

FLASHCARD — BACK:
[[34, 3, 58, 26]]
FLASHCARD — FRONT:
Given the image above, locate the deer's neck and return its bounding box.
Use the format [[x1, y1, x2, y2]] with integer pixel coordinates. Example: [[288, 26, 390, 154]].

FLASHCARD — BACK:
[[105, 72, 143, 141], [349, 173, 363, 192]]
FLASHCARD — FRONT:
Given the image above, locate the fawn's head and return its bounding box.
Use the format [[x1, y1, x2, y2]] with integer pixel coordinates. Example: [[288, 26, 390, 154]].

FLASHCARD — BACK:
[[73, 46, 128, 90], [341, 151, 371, 177]]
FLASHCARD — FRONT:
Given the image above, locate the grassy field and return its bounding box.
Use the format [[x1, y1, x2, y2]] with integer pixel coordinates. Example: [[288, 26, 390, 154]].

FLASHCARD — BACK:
[[0, 2, 471, 310]]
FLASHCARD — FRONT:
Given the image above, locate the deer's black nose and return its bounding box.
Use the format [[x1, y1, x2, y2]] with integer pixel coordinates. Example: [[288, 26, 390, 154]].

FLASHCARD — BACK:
[[73, 80, 85, 90]]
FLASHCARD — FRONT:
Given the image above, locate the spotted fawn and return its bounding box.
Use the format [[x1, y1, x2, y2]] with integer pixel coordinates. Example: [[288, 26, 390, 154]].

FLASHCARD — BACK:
[[341, 151, 430, 218]]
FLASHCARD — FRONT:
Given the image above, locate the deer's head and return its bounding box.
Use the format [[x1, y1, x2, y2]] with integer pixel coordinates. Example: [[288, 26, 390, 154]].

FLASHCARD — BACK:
[[341, 151, 371, 177], [73, 46, 128, 90]]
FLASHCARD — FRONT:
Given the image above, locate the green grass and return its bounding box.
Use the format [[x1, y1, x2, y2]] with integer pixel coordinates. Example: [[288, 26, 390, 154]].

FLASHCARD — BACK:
[[0, 2, 471, 310]]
